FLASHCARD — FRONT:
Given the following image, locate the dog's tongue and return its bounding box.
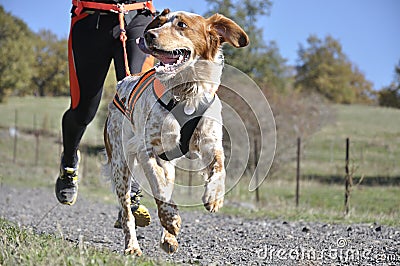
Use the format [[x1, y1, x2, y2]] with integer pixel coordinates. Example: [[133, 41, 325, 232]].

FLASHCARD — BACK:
[[136, 37, 179, 65], [157, 54, 179, 65]]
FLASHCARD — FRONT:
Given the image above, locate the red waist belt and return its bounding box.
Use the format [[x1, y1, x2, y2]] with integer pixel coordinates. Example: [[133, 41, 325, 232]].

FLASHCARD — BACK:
[[71, 0, 156, 77], [72, 0, 156, 16]]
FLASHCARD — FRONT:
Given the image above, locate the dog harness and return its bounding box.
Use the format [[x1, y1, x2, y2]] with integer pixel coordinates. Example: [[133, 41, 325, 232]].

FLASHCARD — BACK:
[[113, 68, 215, 161]]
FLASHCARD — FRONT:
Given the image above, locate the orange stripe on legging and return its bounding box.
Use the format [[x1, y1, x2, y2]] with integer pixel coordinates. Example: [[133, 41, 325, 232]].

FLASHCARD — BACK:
[[141, 55, 155, 73], [68, 13, 89, 110]]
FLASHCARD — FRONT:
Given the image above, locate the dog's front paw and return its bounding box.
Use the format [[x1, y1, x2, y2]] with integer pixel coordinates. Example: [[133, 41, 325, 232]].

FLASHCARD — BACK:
[[203, 196, 224, 212], [202, 183, 224, 212], [160, 229, 179, 254], [124, 245, 143, 256]]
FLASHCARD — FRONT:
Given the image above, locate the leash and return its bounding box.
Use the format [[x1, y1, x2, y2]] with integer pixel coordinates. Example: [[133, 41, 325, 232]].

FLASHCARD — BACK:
[[116, 5, 132, 76], [72, 0, 156, 76]]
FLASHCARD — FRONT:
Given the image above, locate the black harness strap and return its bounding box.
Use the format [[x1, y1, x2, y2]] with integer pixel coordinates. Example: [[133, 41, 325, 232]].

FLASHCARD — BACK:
[[157, 95, 215, 161], [113, 93, 127, 115]]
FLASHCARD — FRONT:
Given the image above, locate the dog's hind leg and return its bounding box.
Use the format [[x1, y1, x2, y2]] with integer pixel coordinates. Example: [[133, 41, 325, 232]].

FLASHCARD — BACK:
[[136, 150, 181, 253], [105, 117, 142, 256], [115, 165, 142, 256]]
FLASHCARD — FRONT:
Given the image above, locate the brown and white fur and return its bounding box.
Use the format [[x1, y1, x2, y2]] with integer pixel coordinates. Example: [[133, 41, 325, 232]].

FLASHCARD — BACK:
[[104, 9, 249, 255]]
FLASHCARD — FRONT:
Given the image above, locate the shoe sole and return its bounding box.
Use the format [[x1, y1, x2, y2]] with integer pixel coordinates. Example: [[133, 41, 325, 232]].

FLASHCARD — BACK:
[[114, 207, 151, 228], [60, 196, 77, 206], [57, 191, 78, 206]]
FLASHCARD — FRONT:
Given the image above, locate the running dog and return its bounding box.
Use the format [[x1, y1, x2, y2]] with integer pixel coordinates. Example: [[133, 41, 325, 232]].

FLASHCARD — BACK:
[[104, 9, 249, 255]]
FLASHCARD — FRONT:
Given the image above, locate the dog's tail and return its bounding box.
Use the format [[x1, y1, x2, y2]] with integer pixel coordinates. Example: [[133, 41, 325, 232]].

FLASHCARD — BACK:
[[102, 117, 113, 189], [101, 149, 112, 176]]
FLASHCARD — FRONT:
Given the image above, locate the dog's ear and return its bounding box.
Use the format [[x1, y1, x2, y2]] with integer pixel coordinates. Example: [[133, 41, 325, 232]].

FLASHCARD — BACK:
[[206, 14, 249, 48], [145, 8, 170, 31], [160, 8, 170, 16]]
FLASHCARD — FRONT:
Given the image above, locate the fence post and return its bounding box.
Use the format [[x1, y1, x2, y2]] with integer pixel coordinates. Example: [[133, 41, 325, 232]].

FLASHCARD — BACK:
[[34, 114, 40, 166], [254, 138, 260, 203], [13, 110, 18, 163], [296, 137, 301, 207], [344, 137, 352, 215]]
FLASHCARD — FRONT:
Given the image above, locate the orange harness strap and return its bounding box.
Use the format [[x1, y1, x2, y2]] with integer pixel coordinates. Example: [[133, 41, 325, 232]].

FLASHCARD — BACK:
[[72, 0, 156, 76], [113, 68, 158, 119]]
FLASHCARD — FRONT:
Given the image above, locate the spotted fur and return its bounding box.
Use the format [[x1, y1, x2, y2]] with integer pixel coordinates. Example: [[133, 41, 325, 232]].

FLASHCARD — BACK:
[[104, 10, 248, 255]]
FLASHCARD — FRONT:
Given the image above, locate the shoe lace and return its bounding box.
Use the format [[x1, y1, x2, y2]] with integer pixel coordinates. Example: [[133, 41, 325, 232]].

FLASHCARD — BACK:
[[130, 190, 143, 208], [61, 167, 78, 181]]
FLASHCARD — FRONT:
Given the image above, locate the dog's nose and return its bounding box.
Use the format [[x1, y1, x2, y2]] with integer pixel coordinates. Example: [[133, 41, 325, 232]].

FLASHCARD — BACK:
[[144, 31, 157, 46]]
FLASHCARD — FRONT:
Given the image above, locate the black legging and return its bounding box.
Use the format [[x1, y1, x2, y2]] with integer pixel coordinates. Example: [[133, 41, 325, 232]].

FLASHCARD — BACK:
[[62, 8, 152, 174]]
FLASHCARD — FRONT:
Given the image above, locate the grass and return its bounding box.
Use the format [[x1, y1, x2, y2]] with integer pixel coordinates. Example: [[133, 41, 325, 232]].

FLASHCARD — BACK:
[[302, 104, 400, 180], [0, 219, 162, 266], [220, 177, 399, 226]]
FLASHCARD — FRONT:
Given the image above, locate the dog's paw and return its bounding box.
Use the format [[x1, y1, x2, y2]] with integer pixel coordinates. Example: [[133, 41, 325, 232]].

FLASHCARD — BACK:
[[202, 181, 225, 212], [160, 229, 179, 254], [203, 197, 224, 212], [157, 201, 181, 236], [124, 245, 143, 256]]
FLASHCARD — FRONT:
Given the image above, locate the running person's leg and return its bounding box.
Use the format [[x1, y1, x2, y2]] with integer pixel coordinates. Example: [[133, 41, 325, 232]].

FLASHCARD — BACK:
[[56, 12, 117, 205]]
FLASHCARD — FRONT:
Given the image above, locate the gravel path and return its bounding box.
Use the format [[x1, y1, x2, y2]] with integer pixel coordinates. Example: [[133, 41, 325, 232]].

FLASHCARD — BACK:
[[0, 185, 399, 265]]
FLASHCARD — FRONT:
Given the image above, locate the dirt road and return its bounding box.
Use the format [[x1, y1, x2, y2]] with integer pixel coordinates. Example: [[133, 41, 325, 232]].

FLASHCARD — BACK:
[[0, 185, 399, 265]]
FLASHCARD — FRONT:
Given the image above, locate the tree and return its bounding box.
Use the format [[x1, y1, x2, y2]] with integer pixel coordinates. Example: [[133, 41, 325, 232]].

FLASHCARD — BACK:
[[204, 0, 291, 92], [0, 6, 35, 102], [378, 61, 400, 108], [295, 35, 373, 104], [31, 30, 69, 96]]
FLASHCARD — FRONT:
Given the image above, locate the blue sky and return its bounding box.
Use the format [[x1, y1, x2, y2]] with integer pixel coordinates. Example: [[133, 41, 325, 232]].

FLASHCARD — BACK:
[[1, 0, 399, 90]]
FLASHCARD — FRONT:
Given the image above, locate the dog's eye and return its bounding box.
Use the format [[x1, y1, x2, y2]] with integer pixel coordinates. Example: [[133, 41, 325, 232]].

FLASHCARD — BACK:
[[177, 21, 188, 28]]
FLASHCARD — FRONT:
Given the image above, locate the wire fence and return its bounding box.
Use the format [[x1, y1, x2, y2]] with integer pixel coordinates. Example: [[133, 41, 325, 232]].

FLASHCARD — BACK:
[[2, 109, 399, 212]]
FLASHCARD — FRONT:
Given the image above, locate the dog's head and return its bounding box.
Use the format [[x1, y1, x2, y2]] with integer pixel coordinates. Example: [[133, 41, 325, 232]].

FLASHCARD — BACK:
[[137, 9, 249, 78]]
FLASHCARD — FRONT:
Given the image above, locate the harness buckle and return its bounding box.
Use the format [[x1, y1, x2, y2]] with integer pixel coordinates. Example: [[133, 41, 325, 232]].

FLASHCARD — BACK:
[[111, 3, 128, 14], [74, 0, 84, 15]]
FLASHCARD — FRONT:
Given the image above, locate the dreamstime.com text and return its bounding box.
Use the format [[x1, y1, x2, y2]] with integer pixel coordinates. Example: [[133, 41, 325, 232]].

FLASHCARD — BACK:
[[255, 238, 399, 264]]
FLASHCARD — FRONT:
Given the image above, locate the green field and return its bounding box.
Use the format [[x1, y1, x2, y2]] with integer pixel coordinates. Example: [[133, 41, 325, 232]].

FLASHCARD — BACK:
[[302, 104, 400, 182], [0, 97, 399, 226]]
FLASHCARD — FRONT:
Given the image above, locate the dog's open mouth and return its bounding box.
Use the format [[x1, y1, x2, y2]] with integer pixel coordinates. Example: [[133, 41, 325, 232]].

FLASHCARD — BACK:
[[137, 37, 191, 73]]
